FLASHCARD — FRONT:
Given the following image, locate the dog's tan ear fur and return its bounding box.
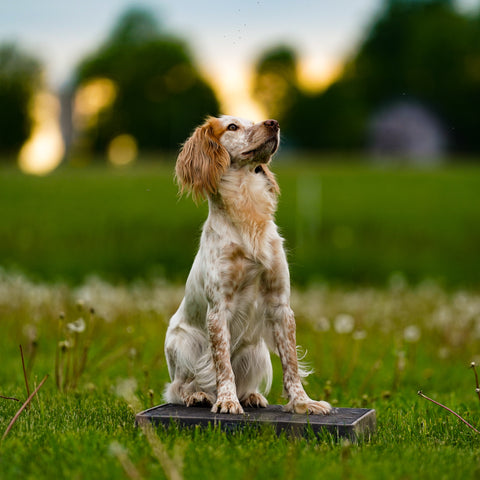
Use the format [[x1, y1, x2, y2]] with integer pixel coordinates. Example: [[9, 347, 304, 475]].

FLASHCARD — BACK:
[[175, 118, 230, 202]]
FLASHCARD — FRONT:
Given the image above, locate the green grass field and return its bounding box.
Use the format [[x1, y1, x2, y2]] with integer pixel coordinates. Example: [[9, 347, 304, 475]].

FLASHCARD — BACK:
[[1, 157, 479, 287], [1, 159, 480, 479], [1, 273, 480, 479]]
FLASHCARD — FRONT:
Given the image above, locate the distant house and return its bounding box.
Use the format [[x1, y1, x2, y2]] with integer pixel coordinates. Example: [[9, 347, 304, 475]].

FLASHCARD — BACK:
[[369, 101, 447, 165]]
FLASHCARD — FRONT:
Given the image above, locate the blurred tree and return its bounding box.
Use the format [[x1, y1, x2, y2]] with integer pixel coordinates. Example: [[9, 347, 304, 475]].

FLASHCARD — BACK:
[[260, 0, 480, 153], [251, 46, 301, 123], [0, 43, 42, 156], [349, 0, 480, 152], [74, 7, 220, 153]]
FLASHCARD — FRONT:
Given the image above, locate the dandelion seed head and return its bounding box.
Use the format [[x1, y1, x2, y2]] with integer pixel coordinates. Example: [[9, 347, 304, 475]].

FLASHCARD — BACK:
[[58, 339, 71, 351], [314, 316, 330, 332], [403, 325, 421, 343], [353, 330, 367, 341], [67, 317, 86, 333], [22, 324, 38, 341], [334, 314, 355, 334]]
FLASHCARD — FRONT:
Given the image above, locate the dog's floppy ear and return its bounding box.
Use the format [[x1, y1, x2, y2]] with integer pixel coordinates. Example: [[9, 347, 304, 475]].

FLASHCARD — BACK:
[[175, 117, 230, 202]]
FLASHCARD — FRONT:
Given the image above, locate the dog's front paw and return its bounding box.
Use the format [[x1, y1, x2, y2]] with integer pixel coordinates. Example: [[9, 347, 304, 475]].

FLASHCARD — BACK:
[[284, 398, 332, 415], [211, 395, 244, 414]]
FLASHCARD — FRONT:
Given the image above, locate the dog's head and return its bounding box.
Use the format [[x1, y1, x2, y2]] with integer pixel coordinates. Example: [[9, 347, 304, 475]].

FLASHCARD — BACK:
[[175, 115, 280, 201]]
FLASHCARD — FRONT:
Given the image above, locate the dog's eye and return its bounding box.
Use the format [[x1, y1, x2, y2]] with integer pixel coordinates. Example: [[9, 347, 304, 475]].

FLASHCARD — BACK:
[[227, 124, 238, 131]]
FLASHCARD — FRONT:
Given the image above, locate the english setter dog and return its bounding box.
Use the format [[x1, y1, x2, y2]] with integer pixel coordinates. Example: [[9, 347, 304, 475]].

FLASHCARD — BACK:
[[164, 115, 331, 415]]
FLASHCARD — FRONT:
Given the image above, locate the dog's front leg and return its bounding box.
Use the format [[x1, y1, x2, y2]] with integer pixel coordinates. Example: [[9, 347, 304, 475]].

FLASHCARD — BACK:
[[207, 306, 244, 414], [270, 303, 331, 415]]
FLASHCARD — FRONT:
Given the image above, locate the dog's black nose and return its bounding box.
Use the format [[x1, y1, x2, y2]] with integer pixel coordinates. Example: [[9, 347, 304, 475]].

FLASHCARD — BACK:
[[264, 119, 279, 131]]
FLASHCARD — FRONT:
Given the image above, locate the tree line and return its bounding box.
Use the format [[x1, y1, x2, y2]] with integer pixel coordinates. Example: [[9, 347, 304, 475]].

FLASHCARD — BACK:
[[1, 0, 480, 160]]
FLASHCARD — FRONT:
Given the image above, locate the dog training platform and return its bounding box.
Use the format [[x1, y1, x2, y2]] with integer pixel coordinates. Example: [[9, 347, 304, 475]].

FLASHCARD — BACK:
[[136, 404, 376, 440]]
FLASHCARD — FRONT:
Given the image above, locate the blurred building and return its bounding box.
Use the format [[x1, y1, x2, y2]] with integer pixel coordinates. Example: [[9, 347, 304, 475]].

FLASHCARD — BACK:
[[369, 101, 447, 164]]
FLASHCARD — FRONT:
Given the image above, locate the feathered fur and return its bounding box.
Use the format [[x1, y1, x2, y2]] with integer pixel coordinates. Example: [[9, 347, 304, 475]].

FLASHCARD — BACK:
[[164, 115, 331, 415]]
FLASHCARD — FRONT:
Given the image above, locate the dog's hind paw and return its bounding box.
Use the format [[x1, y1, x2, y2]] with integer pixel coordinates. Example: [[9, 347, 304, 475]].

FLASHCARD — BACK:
[[241, 392, 268, 408], [184, 391, 215, 407]]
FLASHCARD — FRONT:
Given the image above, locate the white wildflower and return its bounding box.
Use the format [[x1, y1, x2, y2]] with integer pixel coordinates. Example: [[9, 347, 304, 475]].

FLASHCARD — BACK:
[[334, 314, 355, 334], [22, 324, 38, 341], [353, 330, 367, 341], [403, 325, 421, 343], [67, 317, 86, 333], [314, 317, 330, 332], [58, 340, 71, 350]]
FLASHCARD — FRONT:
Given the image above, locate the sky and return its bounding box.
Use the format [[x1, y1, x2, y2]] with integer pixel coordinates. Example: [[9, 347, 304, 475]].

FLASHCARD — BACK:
[[0, 0, 382, 108], [2, 0, 478, 174], [2, 0, 477, 117]]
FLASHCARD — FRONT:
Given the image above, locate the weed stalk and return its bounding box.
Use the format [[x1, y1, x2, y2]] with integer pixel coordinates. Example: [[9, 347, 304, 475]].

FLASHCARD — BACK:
[[470, 362, 480, 403], [2, 374, 49, 440], [417, 390, 480, 435]]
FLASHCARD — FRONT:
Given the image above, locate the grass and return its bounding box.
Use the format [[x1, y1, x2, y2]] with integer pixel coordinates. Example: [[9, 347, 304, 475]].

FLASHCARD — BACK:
[[1, 158, 480, 478], [1, 272, 480, 479], [0, 157, 479, 287]]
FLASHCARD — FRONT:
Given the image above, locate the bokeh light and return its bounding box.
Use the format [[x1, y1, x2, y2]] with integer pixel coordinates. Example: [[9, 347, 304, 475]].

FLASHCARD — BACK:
[[74, 77, 117, 129], [107, 134, 138, 166], [18, 91, 65, 175]]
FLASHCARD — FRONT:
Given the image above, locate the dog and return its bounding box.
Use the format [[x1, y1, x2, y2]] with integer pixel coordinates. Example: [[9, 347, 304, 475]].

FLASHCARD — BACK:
[[164, 115, 331, 415]]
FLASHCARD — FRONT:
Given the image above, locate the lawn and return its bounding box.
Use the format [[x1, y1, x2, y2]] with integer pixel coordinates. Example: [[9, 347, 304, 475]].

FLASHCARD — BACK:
[[1, 273, 480, 479], [0, 157, 479, 287], [1, 158, 480, 479]]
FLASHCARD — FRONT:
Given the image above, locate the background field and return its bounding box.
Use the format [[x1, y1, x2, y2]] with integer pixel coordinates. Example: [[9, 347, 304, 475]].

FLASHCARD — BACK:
[[1, 158, 480, 479], [1, 156, 479, 288]]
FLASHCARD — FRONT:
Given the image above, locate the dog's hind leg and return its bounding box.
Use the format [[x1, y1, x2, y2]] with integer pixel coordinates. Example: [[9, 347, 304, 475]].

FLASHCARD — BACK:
[[164, 320, 215, 406], [233, 341, 272, 408]]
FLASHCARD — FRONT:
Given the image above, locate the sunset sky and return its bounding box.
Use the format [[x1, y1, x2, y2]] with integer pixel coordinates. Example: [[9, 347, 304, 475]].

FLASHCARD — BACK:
[[2, 1, 478, 108], [2, 0, 478, 173], [1, 1, 380, 102]]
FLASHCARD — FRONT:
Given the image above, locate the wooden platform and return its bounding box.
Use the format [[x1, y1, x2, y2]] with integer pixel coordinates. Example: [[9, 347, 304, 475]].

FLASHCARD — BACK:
[[136, 403, 376, 441]]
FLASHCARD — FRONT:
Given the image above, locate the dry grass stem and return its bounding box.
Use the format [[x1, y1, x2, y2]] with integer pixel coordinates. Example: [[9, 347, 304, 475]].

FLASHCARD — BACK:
[[140, 422, 184, 480], [2, 374, 49, 440], [109, 442, 143, 480], [470, 362, 480, 402], [417, 390, 480, 435], [0, 395, 20, 402], [19, 345, 30, 399]]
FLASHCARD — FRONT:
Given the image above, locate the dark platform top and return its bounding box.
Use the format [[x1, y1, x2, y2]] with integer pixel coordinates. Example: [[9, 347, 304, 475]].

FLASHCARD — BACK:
[[136, 403, 376, 441]]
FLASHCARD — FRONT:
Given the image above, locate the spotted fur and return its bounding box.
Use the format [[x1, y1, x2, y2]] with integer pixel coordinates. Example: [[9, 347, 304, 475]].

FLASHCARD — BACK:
[[164, 115, 331, 415]]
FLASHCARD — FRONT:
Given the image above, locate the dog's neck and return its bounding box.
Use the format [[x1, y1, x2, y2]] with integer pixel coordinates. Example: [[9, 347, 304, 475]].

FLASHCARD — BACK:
[[208, 167, 280, 260]]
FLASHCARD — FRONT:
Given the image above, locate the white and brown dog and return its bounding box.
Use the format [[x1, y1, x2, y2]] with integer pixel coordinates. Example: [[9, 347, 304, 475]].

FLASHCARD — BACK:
[[164, 115, 331, 415]]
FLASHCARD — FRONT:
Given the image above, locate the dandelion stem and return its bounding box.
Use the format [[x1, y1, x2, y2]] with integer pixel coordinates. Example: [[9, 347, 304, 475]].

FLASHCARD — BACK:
[[470, 362, 480, 402], [417, 390, 480, 435], [2, 374, 49, 440], [19, 345, 30, 399]]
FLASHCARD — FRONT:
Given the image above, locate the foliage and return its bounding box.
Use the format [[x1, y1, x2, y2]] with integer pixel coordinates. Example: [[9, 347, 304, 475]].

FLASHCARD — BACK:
[[251, 45, 301, 124], [257, 0, 480, 153], [0, 43, 42, 155], [0, 160, 479, 287], [1, 274, 480, 479], [74, 7, 219, 153], [346, 0, 480, 153]]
